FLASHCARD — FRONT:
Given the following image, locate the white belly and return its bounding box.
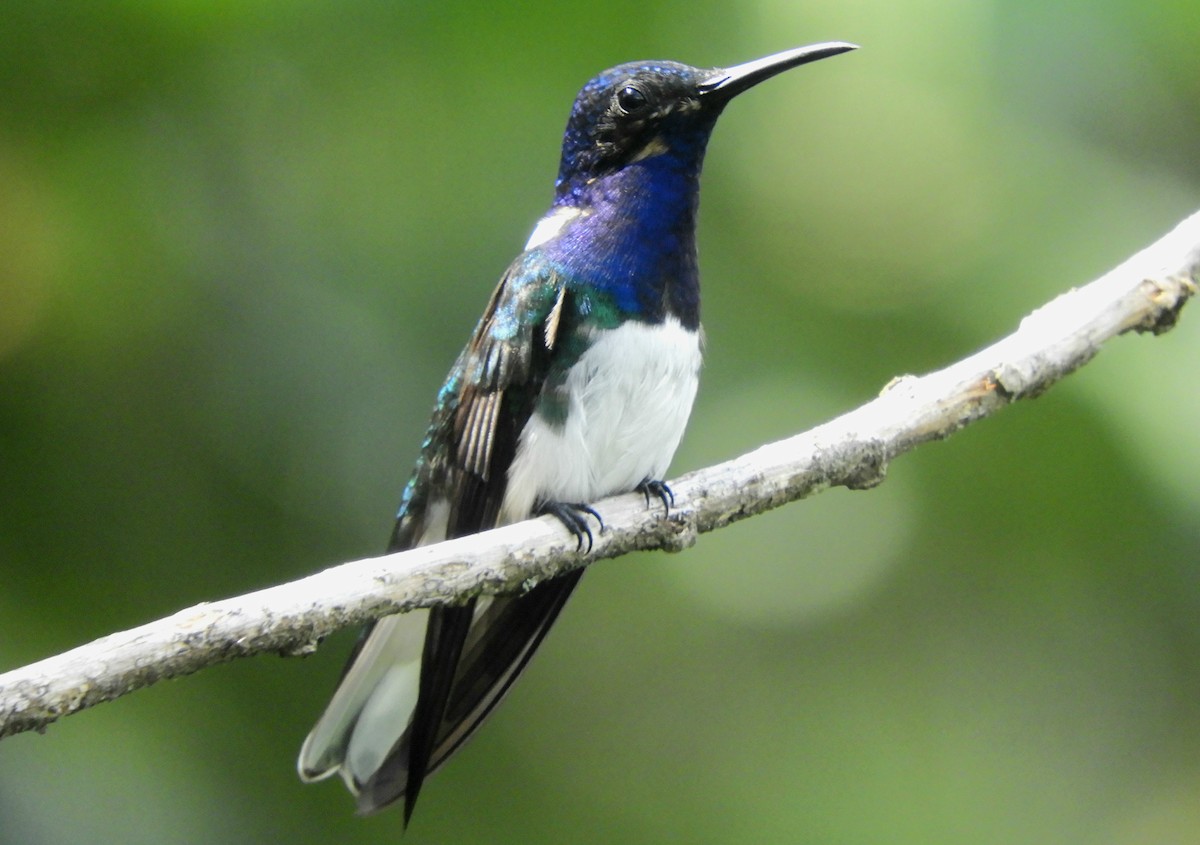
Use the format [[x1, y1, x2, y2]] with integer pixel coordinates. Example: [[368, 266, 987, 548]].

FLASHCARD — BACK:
[[501, 316, 702, 521], [298, 316, 701, 792]]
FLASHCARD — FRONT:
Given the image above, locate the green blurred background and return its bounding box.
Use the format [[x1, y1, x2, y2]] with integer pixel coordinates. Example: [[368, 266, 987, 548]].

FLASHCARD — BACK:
[[2, 2, 1199, 843]]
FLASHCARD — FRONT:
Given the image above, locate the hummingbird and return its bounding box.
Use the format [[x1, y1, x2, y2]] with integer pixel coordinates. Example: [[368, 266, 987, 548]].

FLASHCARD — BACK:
[[297, 41, 857, 823]]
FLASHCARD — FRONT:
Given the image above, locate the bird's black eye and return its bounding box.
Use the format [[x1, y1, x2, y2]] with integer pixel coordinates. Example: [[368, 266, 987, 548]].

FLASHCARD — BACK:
[[615, 85, 648, 114]]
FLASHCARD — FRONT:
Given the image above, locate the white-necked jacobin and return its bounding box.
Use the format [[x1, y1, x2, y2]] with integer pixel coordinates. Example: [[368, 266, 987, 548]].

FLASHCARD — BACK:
[[298, 41, 858, 823]]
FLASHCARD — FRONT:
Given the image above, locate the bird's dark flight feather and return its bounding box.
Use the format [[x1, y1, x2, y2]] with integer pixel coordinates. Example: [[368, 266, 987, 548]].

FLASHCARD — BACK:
[[347, 262, 581, 821]]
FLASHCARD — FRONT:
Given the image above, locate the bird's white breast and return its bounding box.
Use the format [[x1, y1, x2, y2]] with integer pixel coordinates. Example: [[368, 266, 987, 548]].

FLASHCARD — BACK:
[[501, 317, 701, 521]]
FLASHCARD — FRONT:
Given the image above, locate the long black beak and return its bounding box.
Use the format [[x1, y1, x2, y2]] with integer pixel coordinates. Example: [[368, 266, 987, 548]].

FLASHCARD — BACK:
[[698, 42, 858, 102]]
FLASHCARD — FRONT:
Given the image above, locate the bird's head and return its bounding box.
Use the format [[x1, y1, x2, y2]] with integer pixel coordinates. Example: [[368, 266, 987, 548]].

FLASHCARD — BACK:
[[553, 42, 857, 203]]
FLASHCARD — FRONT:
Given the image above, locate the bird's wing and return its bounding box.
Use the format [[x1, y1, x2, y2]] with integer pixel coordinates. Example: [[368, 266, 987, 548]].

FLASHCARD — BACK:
[[299, 258, 581, 820]]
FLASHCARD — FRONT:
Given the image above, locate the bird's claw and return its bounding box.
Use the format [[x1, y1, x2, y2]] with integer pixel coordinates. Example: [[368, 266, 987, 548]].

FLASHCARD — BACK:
[[636, 479, 674, 516], [541, 502, 604, 553]]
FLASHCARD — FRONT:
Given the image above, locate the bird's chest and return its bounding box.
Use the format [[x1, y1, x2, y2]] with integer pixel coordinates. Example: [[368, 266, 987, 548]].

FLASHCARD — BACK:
[[501, 317, 702, 520]]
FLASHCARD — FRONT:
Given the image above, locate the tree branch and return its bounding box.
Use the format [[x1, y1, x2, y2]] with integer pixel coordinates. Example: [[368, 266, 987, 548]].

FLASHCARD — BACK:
[[2, 211, 1198, 740]]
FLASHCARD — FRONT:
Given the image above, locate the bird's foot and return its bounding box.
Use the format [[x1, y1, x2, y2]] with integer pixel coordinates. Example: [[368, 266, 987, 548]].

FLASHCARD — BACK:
[[540, 501, 604, 553], [636, 479, 674, 516]]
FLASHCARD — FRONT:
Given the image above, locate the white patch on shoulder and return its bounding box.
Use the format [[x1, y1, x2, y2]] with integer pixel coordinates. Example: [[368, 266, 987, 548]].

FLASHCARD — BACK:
[[524, 206, 583, 250], [501, 317, 702, 521]]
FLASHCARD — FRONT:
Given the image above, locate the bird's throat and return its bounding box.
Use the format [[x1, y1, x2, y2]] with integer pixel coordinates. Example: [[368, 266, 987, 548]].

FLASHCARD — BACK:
[[546, 153, 704, 327]]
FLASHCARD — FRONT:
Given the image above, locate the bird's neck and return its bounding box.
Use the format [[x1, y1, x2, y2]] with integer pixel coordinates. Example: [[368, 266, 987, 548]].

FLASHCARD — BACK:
[[545, 151, 707, 329]]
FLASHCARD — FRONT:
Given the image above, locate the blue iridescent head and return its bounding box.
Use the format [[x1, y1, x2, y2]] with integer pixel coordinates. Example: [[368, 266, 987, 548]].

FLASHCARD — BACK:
[[553, 42, 857, 204]]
